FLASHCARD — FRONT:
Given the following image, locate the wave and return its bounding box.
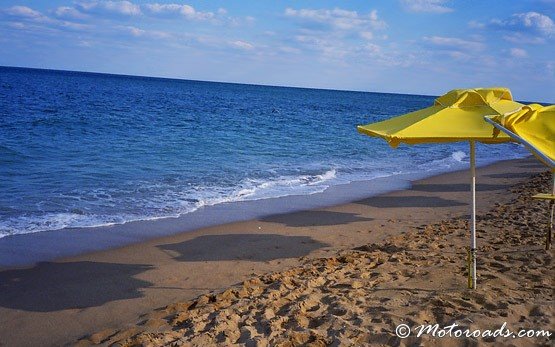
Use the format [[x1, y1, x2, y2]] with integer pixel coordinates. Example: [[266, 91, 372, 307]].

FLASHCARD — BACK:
[[416, 150, 469, 173], [194, 168, 338, 208], [0, 212, 123, 238], [0, 168, 339, 237], [451, 150, 467, 162], [0, 147, 530, 238]]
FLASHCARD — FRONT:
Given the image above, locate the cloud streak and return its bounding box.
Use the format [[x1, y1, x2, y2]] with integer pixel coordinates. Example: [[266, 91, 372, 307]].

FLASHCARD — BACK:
[[143, 3, 215, 21], [4, 5, 43, 19], [423, 36, 484, 51], [3, 5, 91, 30], [510, 47, 527, 58], [472, 11, 554, 45], [284, 7, 386, 31], [400, 0, 453, 14], [77, 1, 141, 16], [494, 12, 554, 35]]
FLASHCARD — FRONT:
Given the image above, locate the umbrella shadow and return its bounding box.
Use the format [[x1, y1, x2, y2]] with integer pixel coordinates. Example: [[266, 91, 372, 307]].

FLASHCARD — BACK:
[[158, 234, 329, 262], [357, 195, 466, 208], [485, 172, 532, 179], [260, 210, 373, 227], [410, 183, 510, 193], [0, 261, 154, 312], [519, 163, 544, 169]]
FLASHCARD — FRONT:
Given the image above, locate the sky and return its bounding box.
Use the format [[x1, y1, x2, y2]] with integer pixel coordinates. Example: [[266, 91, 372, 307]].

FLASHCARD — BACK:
[[1, 0, 554, 102]]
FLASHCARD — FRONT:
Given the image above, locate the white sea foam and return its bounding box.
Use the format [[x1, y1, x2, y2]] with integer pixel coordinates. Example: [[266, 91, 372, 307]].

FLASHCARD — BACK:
[[0, 147, 530, 238], [417, 151, 468, 173], [0, 168, 342, 237], [0, 212, 124, 237], [193, 168, 338, 209], [451, 150, 467, 162]]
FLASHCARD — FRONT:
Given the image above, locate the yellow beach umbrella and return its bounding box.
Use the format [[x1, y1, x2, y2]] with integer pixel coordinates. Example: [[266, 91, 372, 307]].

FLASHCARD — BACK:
[[485, 104, 555, 249], [357, 87, 524, 289], [485, 104, 555, 167]]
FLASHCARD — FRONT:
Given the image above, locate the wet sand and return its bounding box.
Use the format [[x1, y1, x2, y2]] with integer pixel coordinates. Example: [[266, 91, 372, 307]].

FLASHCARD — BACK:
[[0, 157, 551, 346]]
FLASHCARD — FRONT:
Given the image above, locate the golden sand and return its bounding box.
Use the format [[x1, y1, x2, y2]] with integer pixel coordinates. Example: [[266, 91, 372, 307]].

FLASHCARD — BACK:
[[76, 172, 554, 346]]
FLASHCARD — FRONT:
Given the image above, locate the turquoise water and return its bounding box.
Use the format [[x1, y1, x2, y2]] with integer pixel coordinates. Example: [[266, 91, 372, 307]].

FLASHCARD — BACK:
[[0, 66, 528, 237]]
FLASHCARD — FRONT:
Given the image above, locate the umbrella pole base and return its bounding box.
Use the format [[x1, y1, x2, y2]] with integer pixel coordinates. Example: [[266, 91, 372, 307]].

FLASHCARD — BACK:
[[467, 248, 477, 289], [547, 200, 553, 250]]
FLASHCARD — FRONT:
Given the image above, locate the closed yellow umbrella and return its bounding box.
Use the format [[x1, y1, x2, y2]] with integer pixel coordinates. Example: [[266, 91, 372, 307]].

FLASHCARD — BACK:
[[357, 87, 524, 289], [485, 104, 555, 249], [485, 104, 555, 167]]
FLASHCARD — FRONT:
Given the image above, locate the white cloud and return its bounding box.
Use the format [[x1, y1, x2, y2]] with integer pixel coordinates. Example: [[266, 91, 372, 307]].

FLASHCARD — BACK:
[[229, 40, 254, 50], [7, 21, 26, 29], [77, 40, 92, 47], [4, 6, 44, 19], [510, 48, 528, 58], [400, 0, 453, 14], [488, 12, 554, 38], [471, 12, 554, 45], [125, 25, 144, 36], [282, 8, 396, 65], [120, 25, 171, 39], [284, 7, 386, 31], [468, 20, 485, 29], [361, 43, 381, 55], [143, 3, 182, 14], [293, 34, 348, 59], [3, 6, 51, 22], [292, 31, 390, 63], [282, 7, 389, 64], [511, 12, 554, 35], [141, 3, 250, 25], [143, 3, 214, 20], [3, 5, 90, 30], [448, 51, 471, 61], [423, 36, 485, 51], [278, 46, 301, 54], [503, 32, 546, 44], [359, 31, 374, 40], [54, 6, 88, 20], [77, 1, 141, 16]]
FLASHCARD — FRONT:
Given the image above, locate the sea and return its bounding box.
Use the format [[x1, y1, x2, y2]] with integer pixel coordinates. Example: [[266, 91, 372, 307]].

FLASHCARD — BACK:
[[0, 66, 529, 239]]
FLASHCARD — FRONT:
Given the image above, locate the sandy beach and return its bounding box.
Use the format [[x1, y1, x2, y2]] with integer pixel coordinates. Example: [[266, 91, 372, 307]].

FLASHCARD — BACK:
[[0, 157, 553, 346]]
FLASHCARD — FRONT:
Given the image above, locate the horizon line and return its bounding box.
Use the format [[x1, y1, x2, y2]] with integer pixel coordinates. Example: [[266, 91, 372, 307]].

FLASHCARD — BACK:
[[0, 64, 437, 98]]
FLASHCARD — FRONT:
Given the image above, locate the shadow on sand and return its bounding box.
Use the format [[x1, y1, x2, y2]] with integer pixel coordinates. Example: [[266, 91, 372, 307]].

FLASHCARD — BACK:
[[357, 195, 467, 208], [0, 261, 154, 312], [158, 234, 329, 262], [260, 210, 373, 227], [485, 172, 532, 179], [519, 163, 544, 169], [410, 183, 510, 193]]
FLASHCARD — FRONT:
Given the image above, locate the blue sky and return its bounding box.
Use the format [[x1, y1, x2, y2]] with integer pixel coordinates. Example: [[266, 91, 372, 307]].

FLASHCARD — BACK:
[[1, 0, 554, 102]]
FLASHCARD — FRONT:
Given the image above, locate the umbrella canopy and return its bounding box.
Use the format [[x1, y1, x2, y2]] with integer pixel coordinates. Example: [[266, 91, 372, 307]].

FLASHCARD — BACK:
[[357, 87, 522, 148], [486, 104, 555, 167], [357, 87, 524, 289]]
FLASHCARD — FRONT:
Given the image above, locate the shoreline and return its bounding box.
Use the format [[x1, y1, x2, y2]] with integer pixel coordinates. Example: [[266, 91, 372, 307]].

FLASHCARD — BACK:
[[0, 157, 547, 346], [0, 156, 525, 268], [0, 173, 408, 268]]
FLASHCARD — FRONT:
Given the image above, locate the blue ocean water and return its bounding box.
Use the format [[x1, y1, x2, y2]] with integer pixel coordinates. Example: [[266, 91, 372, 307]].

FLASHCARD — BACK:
[[0, 67, 528, 237]]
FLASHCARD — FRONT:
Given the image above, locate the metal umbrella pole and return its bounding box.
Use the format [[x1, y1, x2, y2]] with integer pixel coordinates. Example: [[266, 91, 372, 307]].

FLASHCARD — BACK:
[[468, 140, 477, 289], [549, 173, 554, 250]]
